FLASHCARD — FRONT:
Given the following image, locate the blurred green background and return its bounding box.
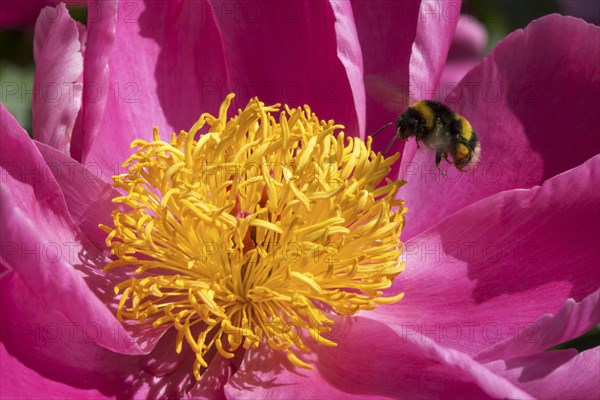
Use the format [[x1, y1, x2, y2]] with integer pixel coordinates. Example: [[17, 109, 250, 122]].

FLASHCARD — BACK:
[[1, 0, 598, 351]]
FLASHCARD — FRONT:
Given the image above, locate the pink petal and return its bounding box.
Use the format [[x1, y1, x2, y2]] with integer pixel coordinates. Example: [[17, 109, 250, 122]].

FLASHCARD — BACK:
[[1, 269, 206, 398], [3, 274, 220, 398], [70, 0, 118, 162], [76, 0, 227, 172], [477, 289, 600, 363], [409, 0, 462, 99], [35, 141, 118, 249], [447, 14, 487, 60], [0, 271, 145, 399], [81, 1, 365, 173], [399, 15, 600, 239], [187, 355, 237, 400], [0, 104, 143, 356], [206, 0, 362, 132], [32, 4, 83, 153], [487, 348, 600, 399], [352, 0, 419, 148], [0, 341, 107, 400], [136, 327, 243, 399], [375, 155, 600, 355], [439, 59, 480, 87], [330, 0, 365, 135], [353, 0, 461, 171], [439, 14, 487, 88], [225, 316, 530, 399], [0, 273, 198, 399], [32, 146, 169, 354]]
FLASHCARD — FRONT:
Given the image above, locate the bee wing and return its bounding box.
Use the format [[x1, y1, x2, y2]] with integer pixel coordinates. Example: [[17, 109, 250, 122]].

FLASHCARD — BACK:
[[364, 75, 411, 113]]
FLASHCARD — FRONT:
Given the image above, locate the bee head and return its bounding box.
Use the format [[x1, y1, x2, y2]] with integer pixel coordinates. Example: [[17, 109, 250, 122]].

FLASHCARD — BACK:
[[396, 112, 420, 140]]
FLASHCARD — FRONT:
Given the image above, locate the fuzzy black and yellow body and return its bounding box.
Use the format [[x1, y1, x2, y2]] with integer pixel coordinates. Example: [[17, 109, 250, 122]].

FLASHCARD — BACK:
[[376, 100, 481, 172]]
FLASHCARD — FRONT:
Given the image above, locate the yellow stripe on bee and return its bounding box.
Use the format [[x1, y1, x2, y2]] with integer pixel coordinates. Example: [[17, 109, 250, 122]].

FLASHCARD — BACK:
[[455, 114, 473, 141], [413, 101, 435, 130], [456, 143, 470, 159]]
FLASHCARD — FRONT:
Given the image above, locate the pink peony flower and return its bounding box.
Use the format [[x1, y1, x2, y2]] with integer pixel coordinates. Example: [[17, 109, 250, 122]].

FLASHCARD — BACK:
[[1, 1, 599, 399]]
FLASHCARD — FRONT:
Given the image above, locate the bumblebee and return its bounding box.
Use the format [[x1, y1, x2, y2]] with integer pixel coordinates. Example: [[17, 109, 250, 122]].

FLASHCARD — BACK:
[[373, 100, 481, 172]]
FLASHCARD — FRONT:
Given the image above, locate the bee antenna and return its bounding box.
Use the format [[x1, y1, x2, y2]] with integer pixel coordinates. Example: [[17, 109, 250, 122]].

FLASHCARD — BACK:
[[384, 136, 398, 154], [371, 121, 395, 138]]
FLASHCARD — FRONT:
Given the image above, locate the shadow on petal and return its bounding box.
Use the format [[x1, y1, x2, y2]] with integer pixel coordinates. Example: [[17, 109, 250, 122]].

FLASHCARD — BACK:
[[504, 350, 578, 383]]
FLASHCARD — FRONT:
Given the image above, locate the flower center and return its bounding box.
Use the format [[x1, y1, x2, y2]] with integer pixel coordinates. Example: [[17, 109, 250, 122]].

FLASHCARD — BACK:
[[102, 94, 406, 379]]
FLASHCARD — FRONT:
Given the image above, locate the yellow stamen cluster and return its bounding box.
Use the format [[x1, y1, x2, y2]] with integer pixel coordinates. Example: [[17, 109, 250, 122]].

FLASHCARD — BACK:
[[102, 94, 406, 379]]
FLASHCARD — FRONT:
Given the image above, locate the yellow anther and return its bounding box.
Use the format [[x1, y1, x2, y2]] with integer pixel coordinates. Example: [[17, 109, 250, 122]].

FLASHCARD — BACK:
[[103, 94, 406, 380]]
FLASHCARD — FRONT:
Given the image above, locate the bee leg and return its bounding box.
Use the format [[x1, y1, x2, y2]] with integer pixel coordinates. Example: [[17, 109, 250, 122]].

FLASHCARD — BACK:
[[415, 139, 421, 149], [435, 152, 447, 177]]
